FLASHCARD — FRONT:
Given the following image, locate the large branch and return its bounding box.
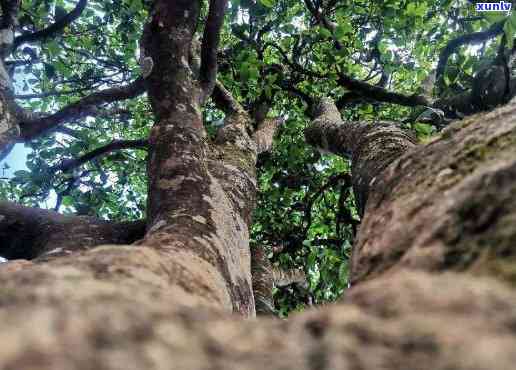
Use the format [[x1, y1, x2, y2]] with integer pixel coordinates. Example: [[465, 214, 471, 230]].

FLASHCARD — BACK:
[[0, 201, 145, 260], [141, 0, 256, 316], [54, 139, 149, 173], [13, 0, 88, 48], [18, 77, 145, 140], [305, 98, 417, 216], [253, 117, 283, 154], [200, 0, 228, 100]]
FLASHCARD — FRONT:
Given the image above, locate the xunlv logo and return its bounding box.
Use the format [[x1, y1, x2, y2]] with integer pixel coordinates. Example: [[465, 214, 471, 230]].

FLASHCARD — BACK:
[[476, 1, 512, 11]]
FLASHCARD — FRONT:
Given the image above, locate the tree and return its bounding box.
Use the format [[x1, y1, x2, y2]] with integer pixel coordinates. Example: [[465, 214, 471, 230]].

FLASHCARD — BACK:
[[1, 0, 516, 368]]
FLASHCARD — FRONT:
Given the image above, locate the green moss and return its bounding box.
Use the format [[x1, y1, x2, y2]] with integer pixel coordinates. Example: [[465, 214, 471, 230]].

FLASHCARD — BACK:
[[482, 258, 516, 287], [220, 143, 256, 176], [421, 131, 516, 196]]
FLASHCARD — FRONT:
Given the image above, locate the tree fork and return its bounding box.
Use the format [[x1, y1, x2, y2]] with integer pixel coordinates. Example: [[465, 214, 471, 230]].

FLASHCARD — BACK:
[[306, 97, 516, 287]]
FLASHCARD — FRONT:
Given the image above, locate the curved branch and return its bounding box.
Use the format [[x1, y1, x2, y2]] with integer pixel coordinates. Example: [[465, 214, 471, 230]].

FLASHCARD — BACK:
[[19, 77, 145, 140], [212, 80, 244, 115], [54, 139, 149, 172], [13, 0, 88, 48]]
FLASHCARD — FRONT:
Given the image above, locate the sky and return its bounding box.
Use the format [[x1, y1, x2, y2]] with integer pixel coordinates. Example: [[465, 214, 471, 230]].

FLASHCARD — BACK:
[[0, 144, 30, 179]]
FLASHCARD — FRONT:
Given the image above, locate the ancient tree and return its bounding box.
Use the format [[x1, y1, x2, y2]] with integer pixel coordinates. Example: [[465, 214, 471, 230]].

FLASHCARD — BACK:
[[1, 1, 516, 369]]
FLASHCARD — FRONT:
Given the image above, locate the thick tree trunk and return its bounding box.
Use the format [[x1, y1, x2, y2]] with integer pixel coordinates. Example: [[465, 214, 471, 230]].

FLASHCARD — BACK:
[[134, 0, 255, 316]]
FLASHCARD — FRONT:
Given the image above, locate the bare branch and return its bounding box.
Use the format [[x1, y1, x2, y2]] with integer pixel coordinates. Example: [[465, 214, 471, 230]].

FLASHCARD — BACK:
[[15, 87, 95, 100], [200, 0, 228, 100], [13, 0, 88, 48], [212, 80, 245, 115], [53, 139, 149, 173], [19, 77, 145, 140]]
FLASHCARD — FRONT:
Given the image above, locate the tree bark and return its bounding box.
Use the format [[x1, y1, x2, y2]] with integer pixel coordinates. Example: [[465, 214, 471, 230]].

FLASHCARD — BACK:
[[0, 201, 145, 260], [307, 97, 516, 288]]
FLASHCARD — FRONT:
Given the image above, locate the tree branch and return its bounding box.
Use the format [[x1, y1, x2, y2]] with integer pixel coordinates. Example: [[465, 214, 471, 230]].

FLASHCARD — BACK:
[[301, 0, 429, 110], [306, 98, 417, 215], [53, 139, 149, 173], [19, 77, 145, 140], [15, 87, 92, 100], [336, 74, 430, 109], [13, 0, 88, 48], [200, 0, 228, 100], [0, 200, 145, 260], [253, 117, 283, 154], [0, 0, 20, 30], [303, 0, 341, 49], [211, 80, 245, 115]]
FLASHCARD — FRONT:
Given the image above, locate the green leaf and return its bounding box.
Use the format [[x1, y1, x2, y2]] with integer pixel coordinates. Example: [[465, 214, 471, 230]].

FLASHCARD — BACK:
[[62, 196, 74, 207], [504, 20, 514, 49], [335, 21, 352, 40], [318, 27, 332, 39], [484, 13, 508, 24], [259, 0, 275, 8]]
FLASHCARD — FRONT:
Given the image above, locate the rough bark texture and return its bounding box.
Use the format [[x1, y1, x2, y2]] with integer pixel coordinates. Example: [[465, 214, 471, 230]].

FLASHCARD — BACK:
[[351, 97, 516, 286], [305, 98, 417, 216], [306, 96, 516, 288], [1, 259, 516, 370], [0, 201, 145, 260], [135, 0, 256, 316], [250, 245, 305, 315]]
